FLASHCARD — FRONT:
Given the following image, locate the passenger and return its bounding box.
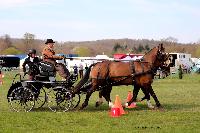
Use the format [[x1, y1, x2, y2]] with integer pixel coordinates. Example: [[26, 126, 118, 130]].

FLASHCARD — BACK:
[[42, 39, 70, 80], [22, 49, 40, 80]]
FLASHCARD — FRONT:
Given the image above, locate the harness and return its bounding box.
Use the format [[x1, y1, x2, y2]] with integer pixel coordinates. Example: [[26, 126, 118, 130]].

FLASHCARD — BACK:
[[94, 60, 151, 91]]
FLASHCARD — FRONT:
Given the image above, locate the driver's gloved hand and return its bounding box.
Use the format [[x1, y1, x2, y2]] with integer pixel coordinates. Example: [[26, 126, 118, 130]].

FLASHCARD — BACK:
[[61, 55, 65, 59], [24, 72, 28, 76]]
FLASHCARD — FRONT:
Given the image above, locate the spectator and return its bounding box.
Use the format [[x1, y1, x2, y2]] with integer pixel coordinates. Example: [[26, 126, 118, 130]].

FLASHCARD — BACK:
[[178, 65, 183, 79], [85, 64, 88, 71], [79, 63, 84, 79], [73, 64, 78, 75]]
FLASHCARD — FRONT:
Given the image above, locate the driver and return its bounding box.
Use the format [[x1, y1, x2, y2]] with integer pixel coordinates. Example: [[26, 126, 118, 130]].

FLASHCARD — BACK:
[[42, 39, 70, 80]]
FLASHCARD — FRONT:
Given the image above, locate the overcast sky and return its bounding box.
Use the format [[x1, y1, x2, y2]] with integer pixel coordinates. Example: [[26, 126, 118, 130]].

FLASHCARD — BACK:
[[0, 0, 200, 43]]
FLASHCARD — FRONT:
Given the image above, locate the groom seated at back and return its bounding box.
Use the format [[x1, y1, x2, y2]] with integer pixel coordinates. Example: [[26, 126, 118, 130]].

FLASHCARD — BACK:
[[22, 49, 41, 80], [42, 39, 70, 80]]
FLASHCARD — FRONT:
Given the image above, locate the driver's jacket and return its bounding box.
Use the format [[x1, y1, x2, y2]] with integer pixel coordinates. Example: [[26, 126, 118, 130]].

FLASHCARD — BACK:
[[42, 46, 63, 65]]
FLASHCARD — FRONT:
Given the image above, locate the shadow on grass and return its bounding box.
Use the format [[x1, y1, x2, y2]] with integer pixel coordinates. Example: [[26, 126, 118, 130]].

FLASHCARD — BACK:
[[29, 102, 200, 112], [160, 103, 200, 111], [31, 107, 52, 112], [73, 102, 200, 112]]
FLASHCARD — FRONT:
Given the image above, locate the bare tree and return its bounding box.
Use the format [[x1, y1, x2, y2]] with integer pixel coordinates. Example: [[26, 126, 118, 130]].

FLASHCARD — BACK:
[[0, 34, 12, 53], [3, 34, 12, 47], [23, 32, 35, 51], [161, 36, 178, 43], [197, 38, 200, 44]]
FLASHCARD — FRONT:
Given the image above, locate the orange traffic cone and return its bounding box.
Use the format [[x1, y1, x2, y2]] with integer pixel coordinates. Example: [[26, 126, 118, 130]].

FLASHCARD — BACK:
[[110, 107, 121, 117], [113, 95, 127, 115], [126, 91, 137, 108]]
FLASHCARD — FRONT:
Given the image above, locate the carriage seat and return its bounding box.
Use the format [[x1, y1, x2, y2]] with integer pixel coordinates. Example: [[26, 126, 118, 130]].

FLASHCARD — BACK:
[[34, 61, 56, 81], [39, 61, 56, 77]]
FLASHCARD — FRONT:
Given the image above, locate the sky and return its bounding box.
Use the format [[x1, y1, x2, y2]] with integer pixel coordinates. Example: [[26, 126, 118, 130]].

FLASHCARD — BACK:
[[0, 0, 200, 43]]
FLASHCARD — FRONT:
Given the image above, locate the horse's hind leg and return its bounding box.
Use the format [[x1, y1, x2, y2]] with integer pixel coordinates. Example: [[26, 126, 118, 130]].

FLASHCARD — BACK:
[[104, 87, 113, 108], [96, 87, 113, 108], [140, 87, 150, 101], [126, 84, 140, 107]]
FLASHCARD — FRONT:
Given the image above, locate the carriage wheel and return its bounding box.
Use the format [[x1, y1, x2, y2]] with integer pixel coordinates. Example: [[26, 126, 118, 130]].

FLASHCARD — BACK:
[[47, 88, 72, 112], [8, 86, 35, 112], [70, 93, 80, 109], [34, 88, 47, 108], [56, 90, 72, 111]]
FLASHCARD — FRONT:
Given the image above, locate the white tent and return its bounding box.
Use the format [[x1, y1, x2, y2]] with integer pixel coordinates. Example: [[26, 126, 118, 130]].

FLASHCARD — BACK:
[[121, 56, 134, 62], [95, 55, 111, 60]]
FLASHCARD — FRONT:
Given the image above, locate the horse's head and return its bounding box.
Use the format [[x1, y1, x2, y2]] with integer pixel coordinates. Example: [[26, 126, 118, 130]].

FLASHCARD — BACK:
[[155, 43, 168, 67], [155, 44, 173, 74], [156, 43, 166, 61], [143, 43, 166, 67]]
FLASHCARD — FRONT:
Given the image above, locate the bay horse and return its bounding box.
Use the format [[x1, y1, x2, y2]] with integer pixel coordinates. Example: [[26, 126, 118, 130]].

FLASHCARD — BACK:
[[96, 44, 169, 109], [72, 44, 167, 109]]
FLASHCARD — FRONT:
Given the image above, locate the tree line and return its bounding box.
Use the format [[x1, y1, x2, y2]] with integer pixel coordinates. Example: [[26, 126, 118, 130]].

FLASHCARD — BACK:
[[113, 42, 150, 54], [1, 33, 200, 58]]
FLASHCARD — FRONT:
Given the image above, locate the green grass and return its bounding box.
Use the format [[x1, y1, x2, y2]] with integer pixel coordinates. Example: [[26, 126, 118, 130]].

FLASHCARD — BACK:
[[0, 71, 200, 133]]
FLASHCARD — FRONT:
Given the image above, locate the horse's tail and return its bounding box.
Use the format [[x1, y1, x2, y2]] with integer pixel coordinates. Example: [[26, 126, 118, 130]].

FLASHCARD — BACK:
[[72, 63, 96, 94]]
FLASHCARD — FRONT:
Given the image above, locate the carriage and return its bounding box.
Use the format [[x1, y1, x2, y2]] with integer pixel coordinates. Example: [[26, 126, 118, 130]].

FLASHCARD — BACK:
[[7, 44, 169, 112], [7, 60, 81, 112]]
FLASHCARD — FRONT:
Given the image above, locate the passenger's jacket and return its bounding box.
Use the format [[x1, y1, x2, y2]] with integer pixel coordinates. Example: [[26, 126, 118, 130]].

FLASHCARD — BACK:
[[22, 57, 41, 75]]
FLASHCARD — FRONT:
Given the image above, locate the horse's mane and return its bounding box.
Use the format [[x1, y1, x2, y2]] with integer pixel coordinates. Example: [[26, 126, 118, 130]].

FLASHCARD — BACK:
[[140, 46, 157, 61]]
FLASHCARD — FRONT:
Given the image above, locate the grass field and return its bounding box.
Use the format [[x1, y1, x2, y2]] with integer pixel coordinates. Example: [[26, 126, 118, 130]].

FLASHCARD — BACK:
[[0, 71, 200, 133]]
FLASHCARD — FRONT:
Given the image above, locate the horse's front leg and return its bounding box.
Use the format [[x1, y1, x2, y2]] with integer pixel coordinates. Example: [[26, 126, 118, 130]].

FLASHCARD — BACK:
[[140, 86, 154, 109], [135, 84, 155, 109], [148, 85, 162, 109]]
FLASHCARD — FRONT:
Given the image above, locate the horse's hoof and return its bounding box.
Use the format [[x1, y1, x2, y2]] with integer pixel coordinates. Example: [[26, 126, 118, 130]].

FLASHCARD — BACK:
[[136, 99, 141, 102], [79, 107, 84, 110], [124, 103, 129, 108], [148, 106, 155, 110], [79, 105, 86, 110], [157, 106, 164, 111], [152, 106, 164, 111]]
